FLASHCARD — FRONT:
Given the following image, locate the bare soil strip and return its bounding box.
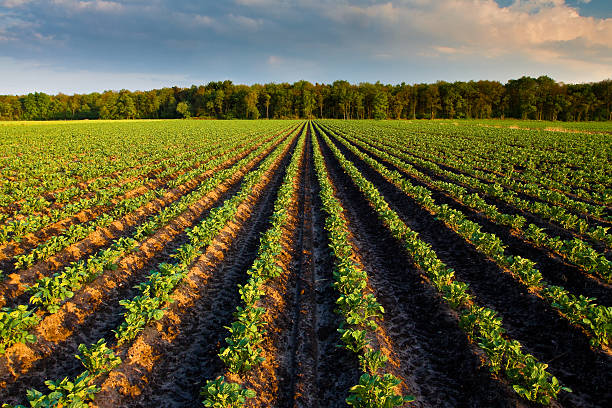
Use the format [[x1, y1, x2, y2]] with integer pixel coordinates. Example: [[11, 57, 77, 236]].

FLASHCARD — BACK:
[[0, 128, 292, 308], [89, 130, 299, 408], [223, 127, 361, 408], [337, 132, 612, 305], [0, 131, 292, 400], [321, 127, 612, 408], [350, 131, 611, 245], [316, 126, 526, 408]]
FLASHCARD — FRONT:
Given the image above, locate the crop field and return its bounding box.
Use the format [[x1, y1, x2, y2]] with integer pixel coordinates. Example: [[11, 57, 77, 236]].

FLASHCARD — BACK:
[[0, 119, 610, 408]]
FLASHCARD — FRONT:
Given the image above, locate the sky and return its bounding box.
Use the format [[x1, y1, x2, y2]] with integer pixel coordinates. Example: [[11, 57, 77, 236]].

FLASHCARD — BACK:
[[0, 0, 611, 95]]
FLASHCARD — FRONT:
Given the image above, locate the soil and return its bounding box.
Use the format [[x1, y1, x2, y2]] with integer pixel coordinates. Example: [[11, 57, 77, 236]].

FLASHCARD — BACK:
[[318, 125, 612, 408], [1, 122, 609, 408], [342, 129, 611, 246], [315, 125, 529, 408], [91, 127, 300, 408], [334, 129, 612, 305], [0, 127, 294, 304], [0, 128, 293, 402]]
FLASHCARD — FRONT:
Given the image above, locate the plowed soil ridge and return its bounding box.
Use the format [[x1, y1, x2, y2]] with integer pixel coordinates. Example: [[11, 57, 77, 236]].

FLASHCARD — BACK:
[[320, 126, 612, 408], [315, 125, 527, 408], [91, 129, 300, 408], [0, 132, 289, 403], [331, 129, 612, 305], [342, 129, 610, 249]]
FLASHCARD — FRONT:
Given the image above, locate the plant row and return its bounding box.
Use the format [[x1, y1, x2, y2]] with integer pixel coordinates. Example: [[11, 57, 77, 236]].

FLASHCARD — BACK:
[[0, 126, 298, 408], [312, 125, 413, 407], [0, 127, 293, 354], [321, 124, 611, 348], [200, 125, 306, 407], [0, 121, 292, 211], [0, 133, 234, 245], [316, 125, 570, 404], [1, 144, 195, 220], [325, 124, 611, 283], [325, 122, 611, 249], [366, 121, 609, 206], [6, 124, 276, 271]]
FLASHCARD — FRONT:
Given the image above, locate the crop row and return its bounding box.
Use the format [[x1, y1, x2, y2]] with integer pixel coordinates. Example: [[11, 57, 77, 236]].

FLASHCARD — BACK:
[[0, 124, 283, 246], [1, 125, 299, 407], [324, 122, 611, 249], [312, 123, 413, 407], [2, 125, 278, 274], [200, 124, 307, 407], [0, 126, 295, 355], [331, 124, 611, 281], [316, 124, 570, 404], [318, 123, 611, 348], [0, 122, 291, 211], [369, 121, 610, 204]]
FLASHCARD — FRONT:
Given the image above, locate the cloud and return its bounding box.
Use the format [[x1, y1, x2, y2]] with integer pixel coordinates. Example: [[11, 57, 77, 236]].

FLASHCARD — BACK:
[[324, 1, 612, 70], [227, 14, 263, 30], [1, 0, 32, 7], [267, 55, 283, 65], [49, 0, 124, 12], [0, 0, 610, 93], [193, 14, 215, 26]]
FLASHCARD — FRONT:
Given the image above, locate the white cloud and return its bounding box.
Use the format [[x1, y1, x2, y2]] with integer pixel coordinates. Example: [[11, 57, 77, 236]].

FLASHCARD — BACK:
[[228, 14, 263, 30], [323, 1, 612, 76], [1, 0, 32, 6], [193, 14, 215, 26], [51, 0, 124, 13], [1, 0, 610, 90], [267, 55, 282, 64]]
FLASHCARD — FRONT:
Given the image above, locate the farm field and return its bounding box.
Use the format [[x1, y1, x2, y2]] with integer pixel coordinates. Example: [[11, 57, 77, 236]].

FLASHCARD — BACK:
[[0, 119, 610, 408]]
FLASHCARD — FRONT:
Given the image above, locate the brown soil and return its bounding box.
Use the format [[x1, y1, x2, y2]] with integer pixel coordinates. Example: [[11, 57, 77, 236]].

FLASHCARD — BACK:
[[346, 130, 611, 251], [90, 128, 299, 408], [316, 126, 527, 407], [0, 128, 291, 308], [0, 129, 294, 400], [227, 127, 361, 408], [319, 126, 612, 408], [334, 129, 612, 305]]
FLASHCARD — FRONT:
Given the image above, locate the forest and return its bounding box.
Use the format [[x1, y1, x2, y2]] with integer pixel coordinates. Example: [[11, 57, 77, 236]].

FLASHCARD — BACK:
[[0, 76, 610, 122]]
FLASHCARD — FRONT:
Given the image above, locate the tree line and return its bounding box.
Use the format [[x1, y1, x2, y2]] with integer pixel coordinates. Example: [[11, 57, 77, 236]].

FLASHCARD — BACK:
[[1, 76, 610, 121]]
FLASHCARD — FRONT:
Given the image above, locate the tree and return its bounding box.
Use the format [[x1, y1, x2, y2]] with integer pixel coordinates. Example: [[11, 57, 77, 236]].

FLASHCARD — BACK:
[[372, 83, 388, 120], [176, 101, 191, 118], [116, 90, 137, 119], [245, 90, 260, 119], [264, 93, 271, 119], [1, 77, 611, 122]]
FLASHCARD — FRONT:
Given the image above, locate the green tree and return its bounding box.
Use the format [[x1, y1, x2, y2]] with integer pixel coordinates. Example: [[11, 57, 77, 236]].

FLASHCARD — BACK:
[[116, 90, 137, 119], [176, 101, 191, 118], [245, 90, 260, 119]]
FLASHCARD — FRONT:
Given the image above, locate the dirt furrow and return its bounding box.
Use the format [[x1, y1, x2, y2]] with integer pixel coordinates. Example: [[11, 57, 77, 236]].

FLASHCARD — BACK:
[[344, 130, 609, 249], [0, 130, 287, 308], [316, 127, 525, 408], [0, 133, 289, 399], [321, 127, 612, 408], [335, 131, 612, 305], [90, 131, 299, 408], [281, 130, 319, 408]]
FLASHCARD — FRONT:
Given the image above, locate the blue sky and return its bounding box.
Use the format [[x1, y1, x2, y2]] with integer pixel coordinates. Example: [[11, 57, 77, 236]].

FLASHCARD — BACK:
[[0, 0, 610, 94]]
